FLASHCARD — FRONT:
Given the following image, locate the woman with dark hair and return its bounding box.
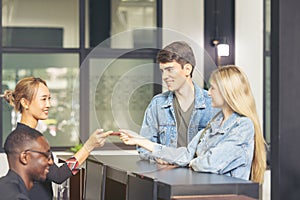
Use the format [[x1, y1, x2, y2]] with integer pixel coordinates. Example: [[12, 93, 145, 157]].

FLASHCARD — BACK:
[[1, 77, 112, 199]]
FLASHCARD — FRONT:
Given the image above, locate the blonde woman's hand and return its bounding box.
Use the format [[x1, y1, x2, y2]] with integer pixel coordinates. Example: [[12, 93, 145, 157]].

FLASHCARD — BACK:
[[118, 129, 154, 152], [118, 129, 146, 145], [155, 158, 170, 165], [118, 129, 139, 145], [188, 158, 196, 168]]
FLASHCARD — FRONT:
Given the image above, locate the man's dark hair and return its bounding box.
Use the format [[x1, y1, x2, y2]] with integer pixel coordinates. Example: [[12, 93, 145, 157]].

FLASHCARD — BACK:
[[4, 127, 43, 155], [156, 41, 196, 77]]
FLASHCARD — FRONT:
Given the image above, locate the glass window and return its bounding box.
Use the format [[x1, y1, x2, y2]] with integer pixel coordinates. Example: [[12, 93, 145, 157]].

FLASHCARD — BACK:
[[1, 53, 80, 147], [86, 0, 157, 48], [0, 0, 161, 150], [88, 58, 156, 142], [2, 0, 79, 48]]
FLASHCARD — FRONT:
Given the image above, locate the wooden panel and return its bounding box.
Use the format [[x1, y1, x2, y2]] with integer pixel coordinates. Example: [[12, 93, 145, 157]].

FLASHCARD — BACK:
[[70, 168, 85, 200]]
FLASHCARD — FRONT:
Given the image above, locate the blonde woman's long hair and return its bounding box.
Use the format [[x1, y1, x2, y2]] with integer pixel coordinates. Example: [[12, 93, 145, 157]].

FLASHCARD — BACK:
[[210, 65, 266, 184]]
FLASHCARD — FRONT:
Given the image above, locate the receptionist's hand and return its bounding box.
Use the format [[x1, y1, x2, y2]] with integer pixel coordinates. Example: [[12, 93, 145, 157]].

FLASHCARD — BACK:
[[83, 129, 113, 152]]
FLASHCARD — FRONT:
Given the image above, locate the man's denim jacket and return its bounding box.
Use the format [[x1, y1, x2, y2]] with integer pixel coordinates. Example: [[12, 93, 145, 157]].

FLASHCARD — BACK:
[[151, 112, 255, 181], [138, 82, 217, 160]]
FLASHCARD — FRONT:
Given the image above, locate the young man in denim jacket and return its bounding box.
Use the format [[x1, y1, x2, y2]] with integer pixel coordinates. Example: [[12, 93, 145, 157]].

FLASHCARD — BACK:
[[137, 41, 216, 162]]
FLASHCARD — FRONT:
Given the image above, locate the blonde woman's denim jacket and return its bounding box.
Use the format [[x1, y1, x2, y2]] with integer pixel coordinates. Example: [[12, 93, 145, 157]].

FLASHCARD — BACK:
[[138, 82, 217, 160], [151, 112, 255, 181]]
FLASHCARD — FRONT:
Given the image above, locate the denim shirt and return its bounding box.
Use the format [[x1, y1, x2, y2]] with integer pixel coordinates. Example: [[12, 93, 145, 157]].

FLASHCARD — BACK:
[[138, 82, 217, 160], [151, 112, 255, 181]]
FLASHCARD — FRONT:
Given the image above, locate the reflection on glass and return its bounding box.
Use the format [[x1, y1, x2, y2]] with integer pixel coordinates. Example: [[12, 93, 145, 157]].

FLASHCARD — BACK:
[[87, 0, 157, 48], [2, 53, 79, 147], [2, 0, 79, 48], [89, 58, 156, 142]]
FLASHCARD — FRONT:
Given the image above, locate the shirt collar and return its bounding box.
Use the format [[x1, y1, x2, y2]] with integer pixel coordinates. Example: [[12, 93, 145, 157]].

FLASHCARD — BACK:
[[7, 170, 30, 197]]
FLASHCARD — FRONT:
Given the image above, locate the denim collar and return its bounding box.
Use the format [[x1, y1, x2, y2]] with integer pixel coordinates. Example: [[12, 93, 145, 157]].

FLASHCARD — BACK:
[[210, 112, 241, 135]]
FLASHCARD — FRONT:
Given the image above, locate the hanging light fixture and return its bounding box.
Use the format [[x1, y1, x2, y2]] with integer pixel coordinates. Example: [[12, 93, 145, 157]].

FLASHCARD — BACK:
[[212, 38, 230, 57], [217, 42, 229, 57], [212, 37, 230, 66], [211, 0, 230, 66]]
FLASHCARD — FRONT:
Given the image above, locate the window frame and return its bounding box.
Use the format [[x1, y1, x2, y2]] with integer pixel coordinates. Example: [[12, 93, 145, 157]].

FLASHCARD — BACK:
[[0, 0, 163, 151]]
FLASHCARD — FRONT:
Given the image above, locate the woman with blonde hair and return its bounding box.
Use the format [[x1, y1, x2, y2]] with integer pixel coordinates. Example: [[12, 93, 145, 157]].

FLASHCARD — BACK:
[[119, 65, 266, 184], [1, 77, 112, 199]]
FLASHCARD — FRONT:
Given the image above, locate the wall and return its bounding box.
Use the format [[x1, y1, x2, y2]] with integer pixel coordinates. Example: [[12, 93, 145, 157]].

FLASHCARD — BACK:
[[0, 153, 9, 176], [235, 0, 264, 122], [163, 0, 204, 47]]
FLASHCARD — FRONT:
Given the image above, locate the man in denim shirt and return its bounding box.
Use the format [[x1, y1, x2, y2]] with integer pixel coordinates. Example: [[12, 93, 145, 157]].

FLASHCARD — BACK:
[[138, 41, 216, 161]]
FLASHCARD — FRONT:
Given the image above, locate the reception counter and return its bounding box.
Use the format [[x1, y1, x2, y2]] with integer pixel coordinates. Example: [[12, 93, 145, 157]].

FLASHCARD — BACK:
[[84, 154, 259, 200]]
